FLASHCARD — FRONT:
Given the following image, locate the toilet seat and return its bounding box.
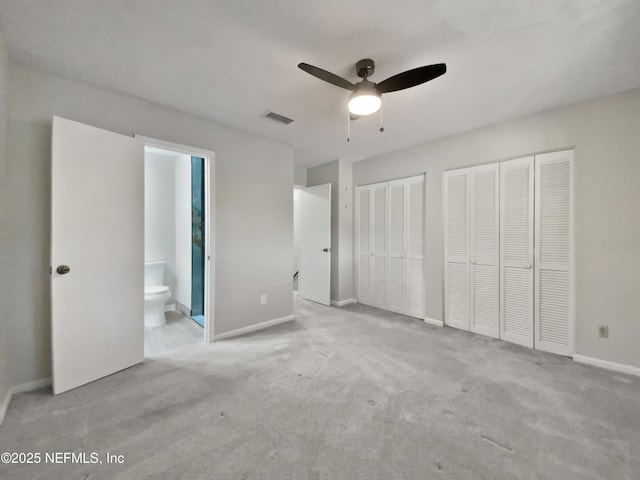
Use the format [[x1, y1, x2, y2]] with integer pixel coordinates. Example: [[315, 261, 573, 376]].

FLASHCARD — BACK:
[[145, 285, 170, 296]]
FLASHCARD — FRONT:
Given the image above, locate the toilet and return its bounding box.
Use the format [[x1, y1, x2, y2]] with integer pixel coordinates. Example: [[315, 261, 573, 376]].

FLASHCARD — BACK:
[[144, 261, 171, 327]]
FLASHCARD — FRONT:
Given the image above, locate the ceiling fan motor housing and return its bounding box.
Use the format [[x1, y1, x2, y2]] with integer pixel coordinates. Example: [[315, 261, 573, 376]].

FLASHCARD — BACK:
[[356, 58, 375, 79]]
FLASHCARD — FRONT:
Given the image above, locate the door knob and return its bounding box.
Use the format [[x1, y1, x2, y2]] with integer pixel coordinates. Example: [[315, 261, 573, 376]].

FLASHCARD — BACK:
[[56, 265, 70, 275], [322, 248, 330, 253]]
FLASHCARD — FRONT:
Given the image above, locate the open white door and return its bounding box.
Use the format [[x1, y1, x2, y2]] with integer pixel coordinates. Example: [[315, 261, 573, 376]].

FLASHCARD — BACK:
[[51, 116, 144, 394], [299, 183, 331, 305]]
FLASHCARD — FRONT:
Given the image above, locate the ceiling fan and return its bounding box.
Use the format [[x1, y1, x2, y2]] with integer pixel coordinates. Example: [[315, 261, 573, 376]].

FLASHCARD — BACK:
[[298, 58, 446, 117]]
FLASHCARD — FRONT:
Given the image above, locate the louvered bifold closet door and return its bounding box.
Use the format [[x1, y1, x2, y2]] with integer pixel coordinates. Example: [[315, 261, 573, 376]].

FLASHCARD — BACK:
[[444, 170, 470, 330], [387, 179, 406, 314], [370, 183, 388, 309], [535, 150, 574, 356], [500, 156, 534, 347], [469, 164, 499, 338], [406, 176, 426, 319], [356, 186, 372, 306]]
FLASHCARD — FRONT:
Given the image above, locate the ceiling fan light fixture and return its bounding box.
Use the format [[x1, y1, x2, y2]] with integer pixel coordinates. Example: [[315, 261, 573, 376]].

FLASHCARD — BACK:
[[348, 85, 381, 116]]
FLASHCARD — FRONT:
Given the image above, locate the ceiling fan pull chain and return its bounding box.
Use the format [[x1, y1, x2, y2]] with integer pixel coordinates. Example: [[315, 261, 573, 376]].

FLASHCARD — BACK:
[[347, 108, 351, 142], [379, 103, 384, 133]]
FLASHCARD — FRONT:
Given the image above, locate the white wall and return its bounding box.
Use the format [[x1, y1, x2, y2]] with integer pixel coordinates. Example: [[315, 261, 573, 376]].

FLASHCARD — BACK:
[[0, 32, 9, 420], [337, 160, 354, 302], [5, 62, 294, 386], [174, 153, 192, 309], [144, 151, 177, 302], [353, 88, 640, 369], [294, 166, 307, 187]]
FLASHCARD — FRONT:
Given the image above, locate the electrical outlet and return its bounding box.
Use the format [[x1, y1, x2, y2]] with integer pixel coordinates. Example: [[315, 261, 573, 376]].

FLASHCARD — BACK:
[[598, 325, 609, 338], [260, 294, 267, 305]]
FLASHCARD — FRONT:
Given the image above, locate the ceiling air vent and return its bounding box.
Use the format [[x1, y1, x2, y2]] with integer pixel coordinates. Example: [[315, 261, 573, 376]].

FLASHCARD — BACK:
[[263, 111, 294, 125]]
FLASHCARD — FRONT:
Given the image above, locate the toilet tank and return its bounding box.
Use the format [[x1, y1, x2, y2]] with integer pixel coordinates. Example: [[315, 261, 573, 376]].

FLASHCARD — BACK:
[[144, 261, 165, 286]]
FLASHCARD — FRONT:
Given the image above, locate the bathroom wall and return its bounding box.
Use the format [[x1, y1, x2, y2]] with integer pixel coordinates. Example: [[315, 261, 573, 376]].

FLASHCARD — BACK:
[[174, 154, 192, 310], [144, 151, 177, 303], [5, 62, 293, 387]]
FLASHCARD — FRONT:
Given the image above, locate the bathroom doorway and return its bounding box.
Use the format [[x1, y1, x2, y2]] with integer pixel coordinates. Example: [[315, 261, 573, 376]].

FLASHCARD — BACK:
[[139, 136, 214, 356]]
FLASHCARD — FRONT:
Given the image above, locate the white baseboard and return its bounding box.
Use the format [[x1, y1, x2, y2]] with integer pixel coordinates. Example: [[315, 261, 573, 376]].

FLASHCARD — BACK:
[[424, 317, 444, 327], [11, 377, 52, 394], [331, 298, 357, 307], [175, 302, 190, 317], [1, 377, 52, 425], [213, 315, 295, 341], [0, 390, 11, 426], [573, 354, 640, 378], [164, 303, 176, 312]]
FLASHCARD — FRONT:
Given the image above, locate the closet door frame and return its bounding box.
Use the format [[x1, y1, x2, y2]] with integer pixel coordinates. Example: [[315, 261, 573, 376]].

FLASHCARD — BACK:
[[356, 182, 388, 309], [469, 163, 500, 338], [357, 176, 426, 318], [443, 169, 470, 331], [534, 150, 575, 356], [499, 156, 534, 348]]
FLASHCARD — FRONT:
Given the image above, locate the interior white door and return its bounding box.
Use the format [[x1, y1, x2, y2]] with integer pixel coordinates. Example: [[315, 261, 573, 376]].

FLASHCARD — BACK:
[[406, 175, 426, 319], [370, 183, 388, 309], [356, 186, 372, 306], [469, 164, 499, 338], [444, 169, 470, 330], [51, 116, 144, 395], [535, 150, 574, 356], [500, 156, 534, 347], [299, 183, 332, 305], [387, 179, 406, 314]]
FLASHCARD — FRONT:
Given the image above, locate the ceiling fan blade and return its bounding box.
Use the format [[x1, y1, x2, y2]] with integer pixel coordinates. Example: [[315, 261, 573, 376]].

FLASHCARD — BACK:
[[376, 63, 446, 94], [298, 63, 355, 91]]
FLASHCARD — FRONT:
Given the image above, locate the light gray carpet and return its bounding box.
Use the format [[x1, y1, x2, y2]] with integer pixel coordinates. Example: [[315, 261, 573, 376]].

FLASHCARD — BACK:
[[1, 297, 639, 479]]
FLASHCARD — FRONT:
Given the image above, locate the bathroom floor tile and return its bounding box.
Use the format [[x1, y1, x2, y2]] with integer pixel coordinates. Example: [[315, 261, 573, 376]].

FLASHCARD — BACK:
[[144, 310, 203, 356]]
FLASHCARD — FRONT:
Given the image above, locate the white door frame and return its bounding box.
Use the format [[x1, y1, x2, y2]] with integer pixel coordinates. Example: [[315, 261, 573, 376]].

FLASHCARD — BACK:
[[136, 135, 216, 344]]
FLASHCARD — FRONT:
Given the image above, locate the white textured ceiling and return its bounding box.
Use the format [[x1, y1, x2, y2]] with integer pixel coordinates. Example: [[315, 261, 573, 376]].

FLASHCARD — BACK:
[[1, 0, 639, 167]]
